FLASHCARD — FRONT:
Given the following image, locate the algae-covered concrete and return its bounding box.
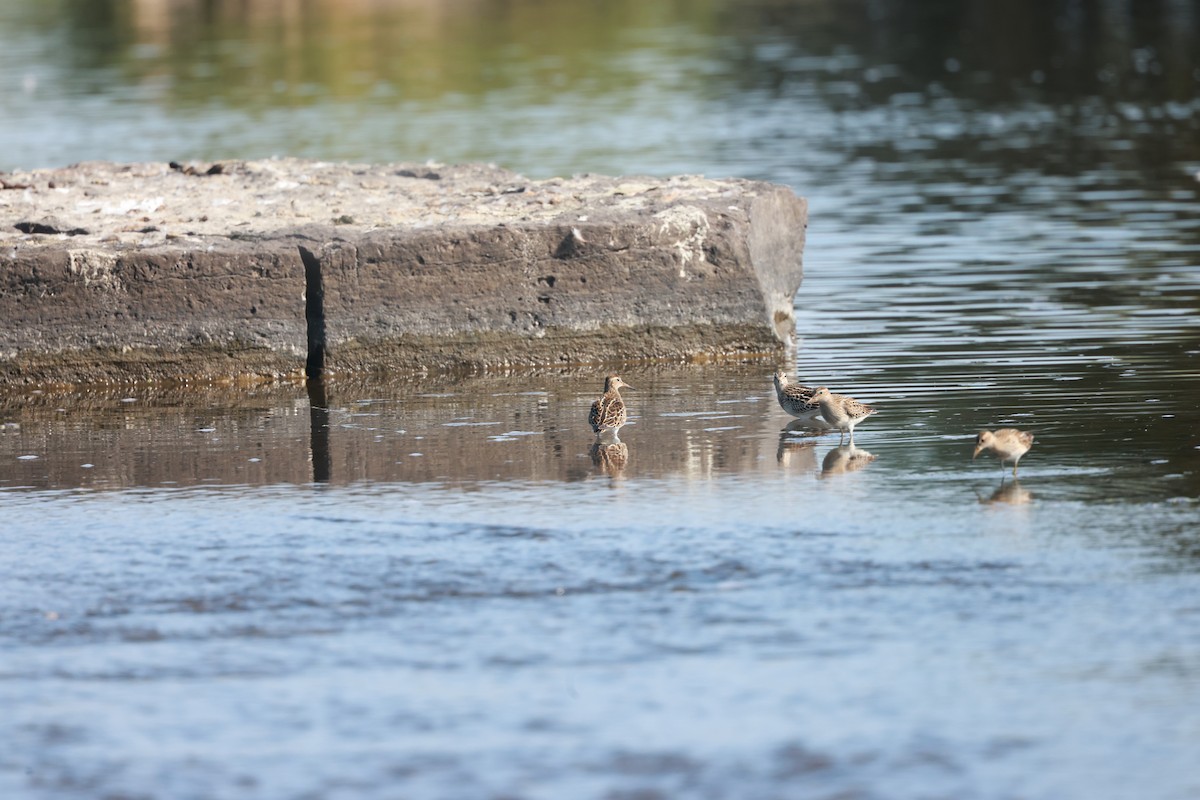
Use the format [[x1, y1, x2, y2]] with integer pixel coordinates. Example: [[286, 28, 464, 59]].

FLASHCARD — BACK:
[[0, 159, 806, 386]]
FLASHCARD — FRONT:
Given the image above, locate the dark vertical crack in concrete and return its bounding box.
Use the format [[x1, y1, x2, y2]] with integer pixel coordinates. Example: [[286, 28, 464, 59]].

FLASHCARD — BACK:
[[298, 246, 326, 380]]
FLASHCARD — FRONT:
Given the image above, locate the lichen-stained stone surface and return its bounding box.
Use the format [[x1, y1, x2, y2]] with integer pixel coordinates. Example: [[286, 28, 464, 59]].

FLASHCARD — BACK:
[[0, 159, 806, 386]]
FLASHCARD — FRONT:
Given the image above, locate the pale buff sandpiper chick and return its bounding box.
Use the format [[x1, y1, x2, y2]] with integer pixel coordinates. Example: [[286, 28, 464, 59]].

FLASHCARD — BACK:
[[588, 375, 632, 434], [772, 371, 828, 427], [973, 429, 1034, 477], [810, 387, 877, 445]]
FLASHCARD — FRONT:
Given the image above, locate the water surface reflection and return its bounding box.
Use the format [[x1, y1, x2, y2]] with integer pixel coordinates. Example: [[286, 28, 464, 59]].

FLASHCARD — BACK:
[[979, 478, 1034, 506], [820, 443, 877, 477], [0, 358, 1193, 502]]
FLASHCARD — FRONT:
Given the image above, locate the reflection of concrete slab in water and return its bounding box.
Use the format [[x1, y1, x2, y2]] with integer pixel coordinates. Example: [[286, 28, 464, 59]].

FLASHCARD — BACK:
[[0, 364, 803, 490]]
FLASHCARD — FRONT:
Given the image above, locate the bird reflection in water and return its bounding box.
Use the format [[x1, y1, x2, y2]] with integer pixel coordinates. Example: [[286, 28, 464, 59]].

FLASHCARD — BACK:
[[820, 443, 877, 477], [589, 434, 629, 478], [776, 431, 819, 472], [978, 479, 1033, 506]]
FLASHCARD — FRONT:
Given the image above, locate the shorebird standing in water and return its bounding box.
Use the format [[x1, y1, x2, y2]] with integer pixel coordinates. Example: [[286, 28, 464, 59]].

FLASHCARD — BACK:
[[772, 371, 827, 426], [589, 375, 632, 435], [811, 387, 877, 445], [973, 429, 1034, 477]]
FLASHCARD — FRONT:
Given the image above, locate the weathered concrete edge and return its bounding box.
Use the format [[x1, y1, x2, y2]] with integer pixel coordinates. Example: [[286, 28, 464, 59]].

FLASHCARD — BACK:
[[0, 344, 305, 389], [308, 184, 808, 378], [0, 237, 309, 387], [0, 323, 784, 388], [325, 323, 785, 375]]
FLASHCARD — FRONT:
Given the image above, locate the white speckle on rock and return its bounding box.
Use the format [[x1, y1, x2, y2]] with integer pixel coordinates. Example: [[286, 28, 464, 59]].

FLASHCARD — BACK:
[[653, 205, 710, 278]]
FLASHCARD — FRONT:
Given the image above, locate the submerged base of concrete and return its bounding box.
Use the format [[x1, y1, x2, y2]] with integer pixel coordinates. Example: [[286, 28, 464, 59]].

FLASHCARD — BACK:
[[1, 159, 806, 387]]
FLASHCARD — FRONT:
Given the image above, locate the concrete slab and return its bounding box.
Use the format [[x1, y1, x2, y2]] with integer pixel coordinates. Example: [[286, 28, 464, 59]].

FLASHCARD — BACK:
[[1, 159, 806, 386]]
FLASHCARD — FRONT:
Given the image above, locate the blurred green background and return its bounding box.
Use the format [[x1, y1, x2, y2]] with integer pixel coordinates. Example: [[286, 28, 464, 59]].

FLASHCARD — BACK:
[[3, 0, 1198, 174]]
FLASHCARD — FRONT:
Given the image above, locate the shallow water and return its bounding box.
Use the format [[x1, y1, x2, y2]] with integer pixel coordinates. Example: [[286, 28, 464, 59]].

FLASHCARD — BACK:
[[3, 363, 1199, 799], [3, 1, 1200, 798]]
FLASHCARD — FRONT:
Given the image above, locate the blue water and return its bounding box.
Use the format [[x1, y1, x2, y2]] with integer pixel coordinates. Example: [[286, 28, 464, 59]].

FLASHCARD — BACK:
[[3, 1, 1200, 798], [2, 481, 1197, 799]]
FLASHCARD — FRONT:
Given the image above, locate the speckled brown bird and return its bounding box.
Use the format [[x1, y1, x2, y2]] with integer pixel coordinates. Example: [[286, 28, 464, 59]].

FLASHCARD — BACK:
[[973, 428, 1034, 477], [588, 375, 632, 434], [772, 371, 828, 426], [811, 386, 877, 445]]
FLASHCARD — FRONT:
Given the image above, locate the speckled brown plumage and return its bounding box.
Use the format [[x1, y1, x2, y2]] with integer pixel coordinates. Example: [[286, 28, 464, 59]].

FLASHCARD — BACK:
[[589, 375, 632, 434], [811, 386, 877, 444], [772, 371, 825, 423]]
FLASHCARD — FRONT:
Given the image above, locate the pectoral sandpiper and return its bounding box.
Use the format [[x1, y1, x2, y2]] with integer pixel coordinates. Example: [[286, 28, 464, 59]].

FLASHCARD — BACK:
[[772, 371, 826, 425], [973, 429, 1034, 477], [589, 375, 632, 434], [811, 387, 877, 445]]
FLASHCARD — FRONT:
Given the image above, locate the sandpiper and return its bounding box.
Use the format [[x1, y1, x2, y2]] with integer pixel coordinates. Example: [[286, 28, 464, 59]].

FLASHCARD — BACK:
[[811, 387, 877, 445], [589, 375, 632, 434], [772, 371, 826, 424], [973, 429, 1034, 477]]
